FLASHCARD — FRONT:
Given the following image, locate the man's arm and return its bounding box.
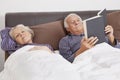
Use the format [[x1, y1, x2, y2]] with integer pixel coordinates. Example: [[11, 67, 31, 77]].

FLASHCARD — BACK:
[[59, 38, 74, 63], [75, 37, 98, 57], [59, 36, 98, 62]]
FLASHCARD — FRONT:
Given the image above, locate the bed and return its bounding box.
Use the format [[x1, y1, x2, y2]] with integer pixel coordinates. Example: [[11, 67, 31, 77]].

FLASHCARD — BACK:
[[1, 10, 120, 80], [4, 10, 120, 60]]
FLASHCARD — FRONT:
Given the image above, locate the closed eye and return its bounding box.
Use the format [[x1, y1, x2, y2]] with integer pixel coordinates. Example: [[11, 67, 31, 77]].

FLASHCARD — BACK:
[[22, 31, 25, 33], [15, 34, 20, 38]]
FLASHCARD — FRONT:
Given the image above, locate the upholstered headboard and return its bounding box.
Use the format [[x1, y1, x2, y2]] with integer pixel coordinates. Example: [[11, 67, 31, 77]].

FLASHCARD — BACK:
[[5, 10, 120, 59]]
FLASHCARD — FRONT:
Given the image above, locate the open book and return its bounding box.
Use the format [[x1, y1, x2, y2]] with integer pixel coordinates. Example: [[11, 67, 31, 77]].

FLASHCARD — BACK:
[[83, 9, 107, 44]]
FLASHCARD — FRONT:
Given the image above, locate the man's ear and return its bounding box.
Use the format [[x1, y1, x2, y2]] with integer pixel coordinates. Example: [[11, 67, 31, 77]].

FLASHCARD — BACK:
[[66, 28, 70, 33], [66, 28, 70, 31]]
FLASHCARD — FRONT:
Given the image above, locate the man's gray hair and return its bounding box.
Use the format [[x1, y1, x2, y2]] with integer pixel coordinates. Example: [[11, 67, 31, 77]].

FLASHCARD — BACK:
[[9, 24, 34, 40], [64, 13, 82, 28]]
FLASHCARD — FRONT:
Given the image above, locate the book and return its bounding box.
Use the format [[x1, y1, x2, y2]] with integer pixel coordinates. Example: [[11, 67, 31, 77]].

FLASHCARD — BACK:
[[83, 8, 107, 44], [98, 8, 107, 27]]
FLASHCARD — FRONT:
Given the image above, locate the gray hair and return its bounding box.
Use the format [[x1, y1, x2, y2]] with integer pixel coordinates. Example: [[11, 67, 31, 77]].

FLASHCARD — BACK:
[[9, 24, 34, 40], [64, 13, 82, 28]]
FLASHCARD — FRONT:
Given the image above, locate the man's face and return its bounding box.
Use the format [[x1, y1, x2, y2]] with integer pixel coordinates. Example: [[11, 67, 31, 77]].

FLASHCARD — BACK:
[[66, 15, 84, 35], [12, 27, 33, 45]]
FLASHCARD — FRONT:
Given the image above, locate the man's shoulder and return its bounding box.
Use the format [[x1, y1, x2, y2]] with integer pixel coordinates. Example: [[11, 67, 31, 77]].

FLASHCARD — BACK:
[[60, 35, 70, 41], [59, 35, 71, 45]]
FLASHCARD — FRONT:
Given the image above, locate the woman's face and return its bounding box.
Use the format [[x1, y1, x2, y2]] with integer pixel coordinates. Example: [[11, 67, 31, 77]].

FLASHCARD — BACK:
[[12, 27, 33, 45]]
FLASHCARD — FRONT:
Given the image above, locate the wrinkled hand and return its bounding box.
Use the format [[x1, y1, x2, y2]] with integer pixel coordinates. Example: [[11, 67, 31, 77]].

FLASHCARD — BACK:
[[105, 25, 114, 37], [74, 36, 98, 57], [80, 36, 98, 51], [105, 25, 115, 45]]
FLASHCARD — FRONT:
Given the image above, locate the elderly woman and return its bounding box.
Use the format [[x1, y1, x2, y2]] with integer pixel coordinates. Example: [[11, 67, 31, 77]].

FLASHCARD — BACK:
[[9, 24, 34, 45], [0, 24, 53, 54]]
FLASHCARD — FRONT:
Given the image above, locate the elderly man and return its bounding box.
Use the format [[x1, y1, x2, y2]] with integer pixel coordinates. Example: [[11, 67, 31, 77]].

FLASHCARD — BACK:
[[59, 13, 118, 63]]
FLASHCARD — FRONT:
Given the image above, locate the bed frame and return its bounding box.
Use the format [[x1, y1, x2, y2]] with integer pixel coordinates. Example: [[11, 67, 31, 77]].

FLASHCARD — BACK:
[[5, 10, 119, 60]]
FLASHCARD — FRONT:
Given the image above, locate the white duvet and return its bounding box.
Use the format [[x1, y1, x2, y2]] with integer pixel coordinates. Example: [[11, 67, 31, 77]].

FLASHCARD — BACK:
[[0, 43, 120, 80]]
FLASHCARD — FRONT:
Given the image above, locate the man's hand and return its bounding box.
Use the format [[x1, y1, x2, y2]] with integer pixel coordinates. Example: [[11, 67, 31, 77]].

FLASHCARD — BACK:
[[105, 25, 114, 37], [80, 36, 98, 50], [75, 36, 98, 57], [105, 25, 115, 45]]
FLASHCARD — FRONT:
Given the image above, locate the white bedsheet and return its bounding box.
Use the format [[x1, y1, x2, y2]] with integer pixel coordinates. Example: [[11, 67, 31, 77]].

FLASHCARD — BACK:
[[0, 43, 120, 80], [0, 45, 80, 80], [73, 42, 120, 80]]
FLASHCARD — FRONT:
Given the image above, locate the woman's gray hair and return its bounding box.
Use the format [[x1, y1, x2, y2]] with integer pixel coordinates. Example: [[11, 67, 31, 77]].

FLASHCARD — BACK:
[[64, 13, 82, 28], [9, 24, 34, 40]]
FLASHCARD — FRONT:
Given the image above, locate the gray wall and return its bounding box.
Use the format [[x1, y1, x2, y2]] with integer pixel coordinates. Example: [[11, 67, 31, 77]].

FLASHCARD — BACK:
[[0, 38, 4, 72], [0, 51, 4, 72]]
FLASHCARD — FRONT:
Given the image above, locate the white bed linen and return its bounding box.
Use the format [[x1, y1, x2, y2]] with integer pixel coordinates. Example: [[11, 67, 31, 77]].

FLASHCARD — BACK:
[[0, 43, 120, 80], [73, 42, 120, 80], [0, 45, 80, 80]]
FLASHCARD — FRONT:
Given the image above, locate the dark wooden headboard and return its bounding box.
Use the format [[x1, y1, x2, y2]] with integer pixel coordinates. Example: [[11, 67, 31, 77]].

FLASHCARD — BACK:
[[5, 10, 119, 60]]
